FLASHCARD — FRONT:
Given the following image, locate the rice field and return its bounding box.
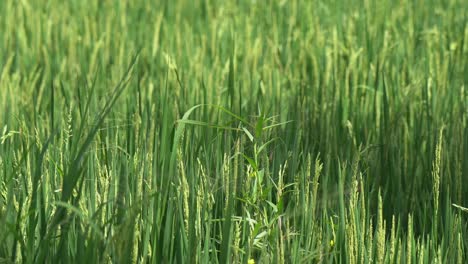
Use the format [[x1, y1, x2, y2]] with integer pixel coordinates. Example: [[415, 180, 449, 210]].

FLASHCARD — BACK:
[[0, 0, 467, 263]]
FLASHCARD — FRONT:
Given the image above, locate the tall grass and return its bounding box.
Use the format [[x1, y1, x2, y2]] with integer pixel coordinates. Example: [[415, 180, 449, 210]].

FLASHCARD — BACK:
[[0, 0, 467, 263]]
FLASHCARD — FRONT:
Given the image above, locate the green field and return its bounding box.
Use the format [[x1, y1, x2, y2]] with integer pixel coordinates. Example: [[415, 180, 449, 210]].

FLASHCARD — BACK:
[[0, 0, 467, 263]]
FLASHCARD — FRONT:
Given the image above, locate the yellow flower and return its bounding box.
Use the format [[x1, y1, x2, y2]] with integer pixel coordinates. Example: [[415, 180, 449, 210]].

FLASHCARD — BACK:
[[248, 259, 255, 264], [330, 240, 335, 247]]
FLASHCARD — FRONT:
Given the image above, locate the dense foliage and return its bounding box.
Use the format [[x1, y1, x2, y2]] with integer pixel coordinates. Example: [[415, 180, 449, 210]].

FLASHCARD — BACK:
[[0, 0, 467, 263]]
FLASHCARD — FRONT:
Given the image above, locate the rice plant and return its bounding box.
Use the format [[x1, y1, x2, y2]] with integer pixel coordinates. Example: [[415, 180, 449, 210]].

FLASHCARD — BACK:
[[0, 0, 466, 263]]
